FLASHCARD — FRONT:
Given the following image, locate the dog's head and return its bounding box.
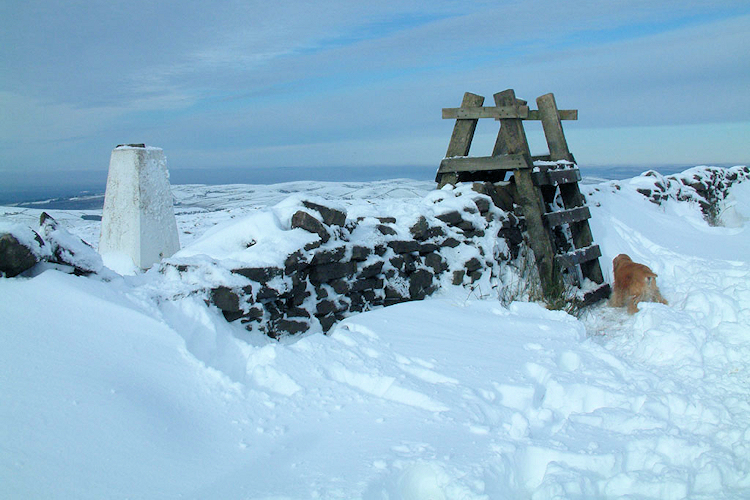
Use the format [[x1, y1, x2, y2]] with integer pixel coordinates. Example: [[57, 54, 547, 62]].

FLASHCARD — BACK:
[[612, 254, 632, 273]]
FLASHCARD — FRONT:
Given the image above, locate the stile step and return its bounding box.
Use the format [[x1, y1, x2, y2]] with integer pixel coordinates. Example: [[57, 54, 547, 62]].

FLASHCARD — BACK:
[[556, 244, 602, 270], [544, 206, 591, 227]]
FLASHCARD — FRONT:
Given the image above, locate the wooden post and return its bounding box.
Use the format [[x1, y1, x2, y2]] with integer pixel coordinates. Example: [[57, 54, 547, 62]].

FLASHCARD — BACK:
[[494, 90, 562, 298], [536, 93, 574, 163], [537, 93, 604, 285], [437, 92, 485, 188]]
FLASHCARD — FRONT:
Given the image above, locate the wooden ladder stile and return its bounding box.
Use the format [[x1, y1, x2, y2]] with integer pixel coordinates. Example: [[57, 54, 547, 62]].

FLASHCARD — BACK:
[[435, 89, 610, 306]]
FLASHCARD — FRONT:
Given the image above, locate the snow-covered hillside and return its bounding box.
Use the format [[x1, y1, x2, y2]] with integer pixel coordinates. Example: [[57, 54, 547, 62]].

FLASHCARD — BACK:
[[2, 168, 750, 499]]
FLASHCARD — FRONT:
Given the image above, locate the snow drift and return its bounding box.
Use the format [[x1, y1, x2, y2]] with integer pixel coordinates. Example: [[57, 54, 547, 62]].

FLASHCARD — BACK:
[[1, 166, 750, 499]]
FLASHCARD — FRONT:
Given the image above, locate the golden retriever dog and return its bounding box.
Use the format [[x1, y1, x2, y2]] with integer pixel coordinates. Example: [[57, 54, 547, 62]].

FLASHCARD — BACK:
[[610, 254, 668, 314]]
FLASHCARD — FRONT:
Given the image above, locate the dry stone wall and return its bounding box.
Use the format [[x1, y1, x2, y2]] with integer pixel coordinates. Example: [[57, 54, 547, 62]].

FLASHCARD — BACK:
[[167, 183, 524, 338]]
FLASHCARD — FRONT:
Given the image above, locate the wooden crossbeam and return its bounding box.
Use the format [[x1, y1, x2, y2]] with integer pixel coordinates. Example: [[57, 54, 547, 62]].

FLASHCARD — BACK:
[[438, 153, 529, 174], [556, 245, 602, 270], [532, 168, 582, 186], [544, 206, 591, 227], [443, 107, 577, 121]]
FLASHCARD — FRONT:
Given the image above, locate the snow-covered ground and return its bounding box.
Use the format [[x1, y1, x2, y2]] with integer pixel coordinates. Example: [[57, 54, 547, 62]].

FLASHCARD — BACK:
[[1, 169, 750, 499]]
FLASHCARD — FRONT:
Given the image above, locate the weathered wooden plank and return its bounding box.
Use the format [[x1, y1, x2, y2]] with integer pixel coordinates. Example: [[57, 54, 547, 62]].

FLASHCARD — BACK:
[[442, 106, 529, 120], [442, 107, 577, 121], [493, 90, 562, 299], [437, 92, 485, 187], [582, 283, 611, 306], [528, 109, 577, 121], [537, 93, 574, 163], [438, 154, 529, 174], [556, 245, 602, 270], [544, 206, 591, 228], [532, 168, 582, 186]]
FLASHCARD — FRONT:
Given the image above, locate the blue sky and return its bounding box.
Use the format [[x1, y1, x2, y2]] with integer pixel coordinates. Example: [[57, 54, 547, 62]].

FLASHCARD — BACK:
[[1, 0, 749, 180]]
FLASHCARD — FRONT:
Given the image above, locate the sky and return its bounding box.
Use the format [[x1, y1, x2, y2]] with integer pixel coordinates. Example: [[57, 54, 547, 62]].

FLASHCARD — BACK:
[[1, 0, 749, 185]]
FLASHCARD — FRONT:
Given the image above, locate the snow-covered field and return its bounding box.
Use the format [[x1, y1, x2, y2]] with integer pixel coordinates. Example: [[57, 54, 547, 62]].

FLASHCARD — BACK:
[[2, 169, 750, 499]]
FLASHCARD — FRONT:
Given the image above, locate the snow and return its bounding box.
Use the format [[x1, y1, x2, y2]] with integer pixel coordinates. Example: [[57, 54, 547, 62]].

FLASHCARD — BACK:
[[2, 168, 750, 499]]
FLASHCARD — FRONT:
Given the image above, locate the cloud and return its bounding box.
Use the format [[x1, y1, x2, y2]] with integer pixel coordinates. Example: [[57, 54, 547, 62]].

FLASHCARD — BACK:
[[1, 0, 749, 172]]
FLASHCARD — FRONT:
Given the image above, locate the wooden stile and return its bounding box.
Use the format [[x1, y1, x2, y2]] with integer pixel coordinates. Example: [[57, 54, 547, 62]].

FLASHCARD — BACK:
[[435, 88, 610, 306]]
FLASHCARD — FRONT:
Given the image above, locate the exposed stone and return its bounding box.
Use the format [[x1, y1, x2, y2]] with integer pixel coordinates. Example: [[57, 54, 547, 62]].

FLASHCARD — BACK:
[[409, 216, 430, 240], [441, 237, 461, 248], [388, 240, 420, 254], [308, 261, 357, 284], [330, 279, 351, 295], [256, 285, 282, 302], [409, 269, 434, 299], [424, 253, 448, 274], [351, 245, 371, 261], [234, 266, 283, 283], [351, 277, 384, 293], [302, 201, 347, 227], [318, 314, 337, 333], [274, 319, 310, 336], [358, 261, 384, 279], [464, 258, 482, 273], [222, 310, 244, 322], [291, 210, 330, 243], [311, 246, 346, 265], [452, 270, 465, 285], [377, 217, 396, 224], [210, 286, 241, 312], [377, 224, 398, 236], [436, 211, 463, 226], [418, 243, 439, 254], [0, 232, 40, 278]]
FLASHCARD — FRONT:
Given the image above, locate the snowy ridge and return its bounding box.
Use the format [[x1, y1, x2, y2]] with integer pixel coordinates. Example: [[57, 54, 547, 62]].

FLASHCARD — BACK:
[[1, 166, 750, 498]]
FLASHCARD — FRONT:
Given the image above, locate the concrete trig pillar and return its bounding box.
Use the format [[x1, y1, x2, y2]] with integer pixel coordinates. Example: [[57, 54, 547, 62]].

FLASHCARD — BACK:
[[99, 144, 180, 269]]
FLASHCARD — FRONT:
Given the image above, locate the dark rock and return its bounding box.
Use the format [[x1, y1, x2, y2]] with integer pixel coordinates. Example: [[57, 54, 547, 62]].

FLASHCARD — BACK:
[[458, 220, 475, 231], [330, 279, 351, 295], [210, 286, 241, 312], [424, 253, 448, 274], [410, 216, 430, 240], [304, 240, 322, 251], [286, 307, 311, 318], [418, 243, 439, 255], [441, 237, 461, 248], [318, 314, 337, 333], [464, 257, 482, 273], [284, 251, 309, 274], [234, 267, 283, 283], [472, 197, 491, 214], [425, 226, 446, 239], [256, 286, 281, 302], [0, 232, 40, 278], [291, 210, 330, 243], [311, 246, 346, 265], [409, 269, 434, 299], [222, 310, 244, 322], [308, 261, 357, 284], [452, 270, 465, 285], [316, 300, 337, 316], [358, 261, 384, 279], [636, 188, 651, 198], [388, 240, 420, 254], [436, 211, 463, 226], [302, 201, 347, 227], [374, 245, 387, 256], [241, 306, 264, 322], [351, 245, 371, 261], [377, 224, 398, 236], [351, 277, 384, 292], [377, 217, 397, 224], [274, 319, 309, 336], [462, 229, 485, 239]]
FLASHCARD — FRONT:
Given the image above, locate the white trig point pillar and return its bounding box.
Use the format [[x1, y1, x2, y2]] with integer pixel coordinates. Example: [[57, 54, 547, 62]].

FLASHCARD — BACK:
[[100, 144, 180, 269]]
